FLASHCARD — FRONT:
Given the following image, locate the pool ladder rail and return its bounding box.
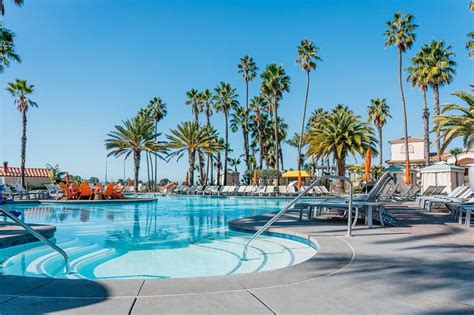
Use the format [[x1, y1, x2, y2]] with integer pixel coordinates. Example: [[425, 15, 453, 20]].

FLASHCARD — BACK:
[[242, 175, 354, 261], [0, 207, 70, 274]]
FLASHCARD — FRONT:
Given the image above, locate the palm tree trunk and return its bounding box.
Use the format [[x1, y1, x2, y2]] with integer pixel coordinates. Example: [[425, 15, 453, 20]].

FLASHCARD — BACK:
[[243, 129, 249, 183], [378, 126, 383, 166], [336, 156, 346, 193], [398, 50, 411, 166], [245, 79, 250, 179], [279, 147, 284, 171], [217, 153, 221, 185], [145, 153, 150, 190], [258, 122, 264, 169], [154, 122, 158, 190], [148, 152, 154, 190], [20, 108, 27, 188], [433, 84, 441, 160], [210, 155, 214, 184], [189, 149, 195, 186], [205, 113, 211, 184], [198, 152, 205, 185], [273, 96, 279, 185], [224, 113, 229, 185], [297, 71, 310, 170], [422, 88, 430, 166], [193, 105, 199, 124], [133, 150, 140, 192]]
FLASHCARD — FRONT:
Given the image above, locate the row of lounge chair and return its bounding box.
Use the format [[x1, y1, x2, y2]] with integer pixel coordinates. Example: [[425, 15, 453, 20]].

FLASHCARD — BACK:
[[172, 184, 334, 197], [416, 185, 473, 212]]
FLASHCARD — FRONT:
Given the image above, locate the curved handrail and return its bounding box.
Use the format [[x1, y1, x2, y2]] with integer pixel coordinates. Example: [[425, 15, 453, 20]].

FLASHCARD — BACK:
[[0, 207, 70, 273], [242, 175, 353, 260]]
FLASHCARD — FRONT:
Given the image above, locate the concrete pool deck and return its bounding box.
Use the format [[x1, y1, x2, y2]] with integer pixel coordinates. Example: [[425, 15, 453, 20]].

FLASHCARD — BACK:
[[0, 202, 473, 314]]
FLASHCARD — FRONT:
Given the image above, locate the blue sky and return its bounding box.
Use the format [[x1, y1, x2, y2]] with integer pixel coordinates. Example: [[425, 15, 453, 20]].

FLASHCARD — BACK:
[[1, 0, 472, 182]]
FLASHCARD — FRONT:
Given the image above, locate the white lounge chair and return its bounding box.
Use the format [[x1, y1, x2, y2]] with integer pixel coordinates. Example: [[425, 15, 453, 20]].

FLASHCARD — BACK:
[[263, 186, 275, 196], [278, 185, 288, 196]]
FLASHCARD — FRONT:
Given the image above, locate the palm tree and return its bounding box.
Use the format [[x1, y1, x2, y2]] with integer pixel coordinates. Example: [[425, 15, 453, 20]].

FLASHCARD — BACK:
[[237, 55, 258, 171], [407, 52, 431, 166], [199, 89, 214, 183], [1, 0, 23, 16], [449, 148, 464, 166], [166, 122, 218, 186], [105, 115, 167, 192], [230, 105, 250, 182], [286, 133, 307, 167], [147, 97, 167, 190], [185, 89, 201, 124], [0, 24, 21, 73], [295, 39, 321, 170], [45, 164, 65, 183], [420, 40, 457, 160], [384, 12, 418, 172], [307, 105, 377, 192], [434, 88, 474, 151], [249, 95, 268, 169], [214, 82, 238, 185], [467, 1, 474, 58], [6, 79, 37, 188], [261, 64, 291, 182], [228, 157, 241, 172], [367, 98, 391, 166]]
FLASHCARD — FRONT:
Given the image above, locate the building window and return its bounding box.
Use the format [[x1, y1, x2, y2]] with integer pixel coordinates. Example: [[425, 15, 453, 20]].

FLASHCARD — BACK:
[[401, 144, 414, 154]]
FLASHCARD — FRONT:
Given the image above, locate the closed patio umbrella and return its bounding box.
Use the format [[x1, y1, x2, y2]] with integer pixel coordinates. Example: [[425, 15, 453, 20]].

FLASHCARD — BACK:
[[364, 150, 371, 182], [127, 178, 131, 187], [253, 169, 258, 186], [185, 172, 189, 187], [65, 172, 70, 187], [297, 171, 302, 188]]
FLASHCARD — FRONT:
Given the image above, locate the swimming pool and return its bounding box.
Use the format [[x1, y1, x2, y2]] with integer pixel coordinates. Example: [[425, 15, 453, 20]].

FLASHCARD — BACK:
[[0, 196, 317, 280]]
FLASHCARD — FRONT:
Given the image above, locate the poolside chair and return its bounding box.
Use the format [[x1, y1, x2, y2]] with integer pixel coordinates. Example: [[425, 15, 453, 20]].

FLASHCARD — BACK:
[[11, 182, 35, 199], [187, 185, 197, 194], [278, 185, 288, 196], [235, 186, 246, 196], [263, 186, 275, 196], [78, 181, 93, 200], [255, 185, 266, 196], [417, 185, 466, 208], [104, 183, 126, 199], [312, 186, 323, 196], [424, 187, 472, 212], [45, 184, 64, 200], [287, 185, 298, 196], [0, 185, 14, 204], [318, 185, 333, 196]]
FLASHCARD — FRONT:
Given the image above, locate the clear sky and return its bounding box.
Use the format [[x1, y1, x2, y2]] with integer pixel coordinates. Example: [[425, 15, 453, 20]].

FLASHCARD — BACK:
[[1, 0, 472, 182]]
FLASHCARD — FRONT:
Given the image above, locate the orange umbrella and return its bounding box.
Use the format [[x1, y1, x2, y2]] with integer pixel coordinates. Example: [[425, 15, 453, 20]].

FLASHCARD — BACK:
[[185, 172, 189, 187], [364, 150, 371, 182], [405, 160, 411, 185], [65, 172, 70, 187], [253, 169, 258, 186], [297, 171, 302, 188], [127, 178, 131, 187]]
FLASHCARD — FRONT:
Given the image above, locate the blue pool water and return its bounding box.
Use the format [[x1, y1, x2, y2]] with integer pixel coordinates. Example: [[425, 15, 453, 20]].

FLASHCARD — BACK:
[[0, 196, 317, 279]]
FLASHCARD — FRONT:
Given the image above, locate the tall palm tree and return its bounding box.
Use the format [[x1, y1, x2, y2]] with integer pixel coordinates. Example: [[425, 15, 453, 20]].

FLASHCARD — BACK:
[[185, 89, 201, 124], [228, 157, 241, 172], [307, 105, 377, 192], [1, 0, 23, 16], [261, 64, 291, 182], [6, 79, 37, 188], [138, 107, 154, 189], [384, 12, 418, 174], [214, 82, 238, 185], [199, 89, 214, 183], [434, 88, 474, 151], [0, 24, 21, 73], [467, 1, 474, 58], [420, 40, 457, 160], [407, 52, 431, 166], [237, 55, 258, 171], [249, 95, 268, 169], [367, 98, 391, 166], [166, 122, 218, 186], [230, 105, 250, 182], [147, 97, 167, 189], [105, 115, 167, 192], [295, 39, 321, 170]]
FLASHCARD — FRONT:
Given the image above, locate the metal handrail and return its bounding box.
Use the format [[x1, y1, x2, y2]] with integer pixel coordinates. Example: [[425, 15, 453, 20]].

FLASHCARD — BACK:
[[0, 207, 70, 273], [242, 175, 353, 260]]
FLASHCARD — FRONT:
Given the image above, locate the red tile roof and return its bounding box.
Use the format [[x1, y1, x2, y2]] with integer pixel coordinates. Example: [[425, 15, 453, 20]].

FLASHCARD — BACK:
[[0, 167, 50, 178]]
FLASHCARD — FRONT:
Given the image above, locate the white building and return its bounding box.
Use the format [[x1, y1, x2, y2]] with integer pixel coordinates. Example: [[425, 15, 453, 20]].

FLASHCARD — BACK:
[[387, 137, 435, 168], [444, 149, 474, 175]]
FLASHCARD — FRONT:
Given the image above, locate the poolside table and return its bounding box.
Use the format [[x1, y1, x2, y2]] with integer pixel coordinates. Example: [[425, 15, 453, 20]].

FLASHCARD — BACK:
[[459, 205, 473, 228], [353, 201, 385, 229]]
